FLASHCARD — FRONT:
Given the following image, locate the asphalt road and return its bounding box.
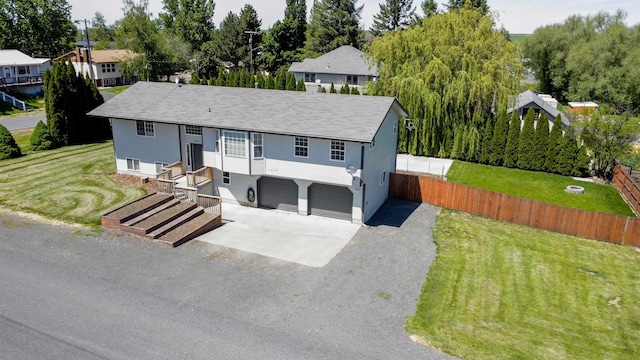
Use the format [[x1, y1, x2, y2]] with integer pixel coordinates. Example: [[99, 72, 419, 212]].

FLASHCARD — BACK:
[[0, 201, 453, 360], [0, 91, 117, 131]]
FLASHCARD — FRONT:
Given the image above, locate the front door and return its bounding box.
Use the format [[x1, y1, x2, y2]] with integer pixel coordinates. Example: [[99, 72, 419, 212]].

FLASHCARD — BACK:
[[186, 143, 204, 171]]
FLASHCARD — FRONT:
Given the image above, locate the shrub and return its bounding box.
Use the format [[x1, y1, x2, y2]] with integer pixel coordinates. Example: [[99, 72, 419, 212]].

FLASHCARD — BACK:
[[29, 120, 56, 151], [0, 124, 21, 159]]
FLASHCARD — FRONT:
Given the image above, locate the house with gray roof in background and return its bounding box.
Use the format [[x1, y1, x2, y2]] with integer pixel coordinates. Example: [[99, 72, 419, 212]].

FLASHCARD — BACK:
[[288, 45, 378, 93], [507, 90, 571, 129], [88, 82, 408, 225]]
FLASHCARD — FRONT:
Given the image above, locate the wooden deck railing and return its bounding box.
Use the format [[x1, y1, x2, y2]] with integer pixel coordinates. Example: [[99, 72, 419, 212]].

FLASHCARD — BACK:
[[187, 167, 213, 187], [157, 178, 175, 194], [164, 161, 184, 179], [175, 187, 197, 202], [157, 169, 172, 181], [197, 194, 222, 216]]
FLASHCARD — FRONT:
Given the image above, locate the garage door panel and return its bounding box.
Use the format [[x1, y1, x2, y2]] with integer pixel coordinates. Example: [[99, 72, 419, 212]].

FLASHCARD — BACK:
[[258, 177, 298, 212], [309, 184, 352, 221]]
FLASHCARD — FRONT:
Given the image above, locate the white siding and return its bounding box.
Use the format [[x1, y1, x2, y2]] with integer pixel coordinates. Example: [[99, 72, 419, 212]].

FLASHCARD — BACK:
[[221, 130, 250, 174], [180, 125, 203, 171], [362, 109, 400, 221], [202, 127, 217, 168], [112, 119, 181, 176], [212, 168, 258, 206], [250, 132, 266, 175]]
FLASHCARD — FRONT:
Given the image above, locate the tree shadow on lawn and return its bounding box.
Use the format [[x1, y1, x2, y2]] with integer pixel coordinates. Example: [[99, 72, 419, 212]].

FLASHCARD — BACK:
[[366, 199, 420, 228]]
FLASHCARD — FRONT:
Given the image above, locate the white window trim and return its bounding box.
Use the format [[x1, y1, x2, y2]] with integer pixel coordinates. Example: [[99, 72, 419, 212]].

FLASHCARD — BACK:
[[185, 125, 202, 135], [294, 136, 309, 158], [330, 140, 346, 162], [222, 171, 230, 184], [252, 133, 264, 159], [126, 158, 141, 172], [136, 120, 154, 137], [223, 130, 247, 158]]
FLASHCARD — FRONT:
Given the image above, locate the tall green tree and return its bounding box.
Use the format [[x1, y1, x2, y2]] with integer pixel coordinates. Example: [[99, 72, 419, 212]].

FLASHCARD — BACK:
[[489, 111, 509, 166], [445, 0, 488, 14], [206, 11, 244, 69], [371, 0, 416, 37], [304, 0, 364, 57], [259, 0, 306, 73], [573, 145, 591, 177], [0, 124, 21, 160], [555, 133, 578, 176], [503, 113, 520, 168], [239, 4, 263, 71], [531, 114, 549, 171], [89, 12, 116, 49], [160, 0, 216, 52], [411, 0, 438, 25], [369, 8, 521, 156], [544, 115, 564, 172], [479, 117, 494, 164], [517, 109, 536, 170], [0, 0, 76, 57]]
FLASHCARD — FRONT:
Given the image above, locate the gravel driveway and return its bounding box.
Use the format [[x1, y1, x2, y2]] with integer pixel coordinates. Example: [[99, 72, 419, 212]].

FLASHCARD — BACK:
[[0, 200, 453, 359]]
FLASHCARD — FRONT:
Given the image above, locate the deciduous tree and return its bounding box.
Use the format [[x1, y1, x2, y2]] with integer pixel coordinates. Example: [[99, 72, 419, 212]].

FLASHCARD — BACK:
[[160, 0, 216, 52]]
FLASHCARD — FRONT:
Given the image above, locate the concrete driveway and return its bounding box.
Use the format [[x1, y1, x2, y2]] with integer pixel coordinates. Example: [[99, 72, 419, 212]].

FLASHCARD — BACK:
[[196, 204, 361, 267]]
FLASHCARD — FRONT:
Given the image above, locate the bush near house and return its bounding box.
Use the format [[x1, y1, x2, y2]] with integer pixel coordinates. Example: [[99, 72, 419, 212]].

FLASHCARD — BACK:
[[0, 124, 21, 159]]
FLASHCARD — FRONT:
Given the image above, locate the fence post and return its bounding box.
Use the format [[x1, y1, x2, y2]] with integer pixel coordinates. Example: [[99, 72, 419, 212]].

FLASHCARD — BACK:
[[621, 217, 631, 245]]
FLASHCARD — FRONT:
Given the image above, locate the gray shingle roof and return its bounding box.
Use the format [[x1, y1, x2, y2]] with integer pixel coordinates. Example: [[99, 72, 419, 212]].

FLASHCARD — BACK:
[[88, 82, 407, 143], [288, 45, 378, 76], [508, 90, 570, 126]]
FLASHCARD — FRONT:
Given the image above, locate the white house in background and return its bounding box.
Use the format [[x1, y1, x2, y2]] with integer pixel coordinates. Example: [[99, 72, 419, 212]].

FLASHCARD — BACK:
[[56, 48, 137, 87], [88, 82, 408, 225], [288, 45, 378, 93], [507, 90, 570, 129], [0, 49, 52, 95]]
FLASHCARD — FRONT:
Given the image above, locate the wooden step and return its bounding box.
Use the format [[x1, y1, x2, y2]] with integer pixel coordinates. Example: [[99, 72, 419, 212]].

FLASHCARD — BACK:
[[102, 193, 174, 226], [156, 212, 222, 247], [148, 207, 205, 240], [123, 199, 181, 226], [129, 202, 198, 235]]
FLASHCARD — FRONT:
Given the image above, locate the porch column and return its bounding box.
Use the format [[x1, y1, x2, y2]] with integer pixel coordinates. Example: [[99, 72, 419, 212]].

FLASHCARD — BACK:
[[349, 180, 363, 225], [294, 179, 312, 216]]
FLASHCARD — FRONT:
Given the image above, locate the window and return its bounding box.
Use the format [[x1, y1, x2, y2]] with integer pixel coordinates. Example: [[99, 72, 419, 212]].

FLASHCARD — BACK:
[[295, 137, 308, 157], [331, 140, 345, 161], [346, 75, 358, 85], [185, 125, 202, 135], [155, 162, 169, 173], [380, 170, 386, 185], [224, 131, 246, 157], [101, 63, 116, 73], [127, 158, 140, 171], [223, 171, 230, 184], [253, 133, 263, 159], [304, 73, 316, 82], [17, 66, 30, 75], [136, 120, 154, 137], [393, 120, 397, 134]]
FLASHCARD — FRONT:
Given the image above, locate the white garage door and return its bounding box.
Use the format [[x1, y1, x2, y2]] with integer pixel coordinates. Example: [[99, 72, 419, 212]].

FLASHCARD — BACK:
[[308, 183, 352, 221], [258, 177, 298, 212]]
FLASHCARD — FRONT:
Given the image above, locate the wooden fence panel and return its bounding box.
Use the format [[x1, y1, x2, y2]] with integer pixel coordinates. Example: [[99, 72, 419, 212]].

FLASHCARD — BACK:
[[613, 164, 640, 215], [389, 173, 638, 247]]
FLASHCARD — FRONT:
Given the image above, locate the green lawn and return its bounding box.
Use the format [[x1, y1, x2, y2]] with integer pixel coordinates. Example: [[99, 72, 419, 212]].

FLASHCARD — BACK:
[[0, 141, 146, 226], [100, 85, 130, 94], [10, 128, 33, 153], [510, 33, 530, 44], [447, 161, 635, 217], [407, 210, 640, 359]]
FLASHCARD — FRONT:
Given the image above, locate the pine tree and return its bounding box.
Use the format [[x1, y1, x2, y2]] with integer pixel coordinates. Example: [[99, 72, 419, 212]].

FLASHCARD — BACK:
[[573, 145, 591, 177], [245, 72, 254, 88], [531, 114, 550, 171], [371, 0, 416, 37], [445, 0, 489, 14], [256, 73, 265, 88], [304, 0, 364, 57], [503, 112, 520, 167], [489, 111, 509, 166], [274, 71, 285, 90], [296, 79, 306, 91], [350, 87, 360, 95], [517, 108, 536, 170], [29, 120, 54, 151], [190, 74, 200, 84], [319, 86, 327, 93], [340, 83, 350, 94], [479, 116, 494, 164], [556, 134, 578, 176], [0, 124, 21, 159], [544, 115, 564, 173], [264, 73, 275, 89], [285, 72, 296, 90], [329, 82, 337, 93], [215, 68, 226, 86]]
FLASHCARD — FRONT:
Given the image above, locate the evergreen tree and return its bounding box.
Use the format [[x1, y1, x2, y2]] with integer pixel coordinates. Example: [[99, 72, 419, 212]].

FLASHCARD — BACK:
[[319, 86, 327, 93], [350, 87, 360, 95], [304, 0, 364, 57], [503, 113, 520, 167], [207, 12, 245, 70], [264, 73, 275, 89], [544, 115, 564, 172], [245, 72, 254, 88], [371, 0, 416, 37], [46, 62, 71, 147], [296, 79, 306, 91], [531, 114, 550, 171], [274, 70, 285, 90], [573, 145, 591, 177], [256, 73, 265, 89], [445, 0, 489, 14], [517, 109, 536, 170], [489, 111, 509, 166], [0, 124, 21, 159], [340, 83, 350, 94], [285, 72, 296, 90], [30, 120, 54, 151], [329, 82, 337, 93], [259, 0, 307, 73], [200, 77, 207, 85], [239, 4, 263, 71], [215, 68, 226, 86], [208, 77, 215, 86], [556, 134, 578, 176], [190, 74, 200, 84], [479, 116, 494, 164]]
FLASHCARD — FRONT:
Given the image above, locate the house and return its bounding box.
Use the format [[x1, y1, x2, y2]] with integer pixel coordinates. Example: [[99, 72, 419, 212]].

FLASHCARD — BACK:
[[507, 90, 570, 129], [288, 45, 378, 93], [567, 101, 599, 115], [0, 49, 52, 95], [88, 82, 408, 225], [56, 48, 136, 87]]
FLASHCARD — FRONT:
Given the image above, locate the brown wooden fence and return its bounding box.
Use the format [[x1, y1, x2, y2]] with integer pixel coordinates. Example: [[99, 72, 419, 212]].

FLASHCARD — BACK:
[[389, 173, 640, 247], [613, 164, 640, 216]]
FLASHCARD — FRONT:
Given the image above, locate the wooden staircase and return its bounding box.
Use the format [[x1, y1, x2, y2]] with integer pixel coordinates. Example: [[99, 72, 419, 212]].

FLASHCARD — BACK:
[[102, 193, 222, 247]]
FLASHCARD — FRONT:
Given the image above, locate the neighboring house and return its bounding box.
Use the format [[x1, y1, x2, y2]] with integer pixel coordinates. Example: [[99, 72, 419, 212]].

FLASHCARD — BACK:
[[0, 49, 52, 95], [88, 82, 408, 225], [507, 90, 570, 129], [288, 45, 378, 93], [56, 48, 136, 87], [567, 101, 599, 116]]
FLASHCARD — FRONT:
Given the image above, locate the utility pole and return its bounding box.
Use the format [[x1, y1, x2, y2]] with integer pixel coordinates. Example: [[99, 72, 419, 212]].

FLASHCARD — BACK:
[[244, 30, 259, 73], [75, 19, 94, 83]]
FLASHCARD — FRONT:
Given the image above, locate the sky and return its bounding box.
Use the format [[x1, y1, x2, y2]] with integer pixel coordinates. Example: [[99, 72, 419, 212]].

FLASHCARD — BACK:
[[68, 0, 640, 35]]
